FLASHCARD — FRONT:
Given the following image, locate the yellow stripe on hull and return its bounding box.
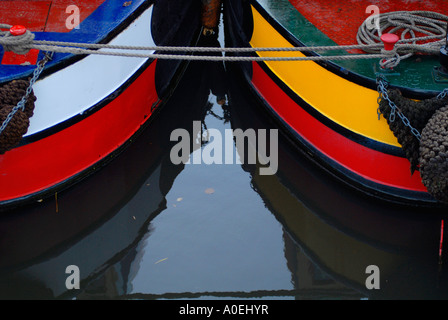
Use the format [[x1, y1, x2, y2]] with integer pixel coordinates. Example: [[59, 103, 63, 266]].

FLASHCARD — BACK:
[[249, 5, 401, 147]]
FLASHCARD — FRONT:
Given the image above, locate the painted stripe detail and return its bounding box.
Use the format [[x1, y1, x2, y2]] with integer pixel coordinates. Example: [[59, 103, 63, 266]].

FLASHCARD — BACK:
[[251, 61, 427, 192], [26, 5, 155, 136], [249, 5, 401, 148], [0, 60, 159, 203]]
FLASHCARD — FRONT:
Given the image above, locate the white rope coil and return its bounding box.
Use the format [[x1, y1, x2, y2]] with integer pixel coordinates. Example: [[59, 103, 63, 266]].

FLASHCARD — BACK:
[[357, 10, 448, 67]]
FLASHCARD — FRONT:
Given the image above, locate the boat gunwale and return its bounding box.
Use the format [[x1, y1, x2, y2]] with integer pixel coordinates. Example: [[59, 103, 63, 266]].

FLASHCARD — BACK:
[[0, 0, 204, 210], [250, 0, 442, 100], [224, 0, 441, 207], [19, 57, 156, 145], [254, 59, 405, 158], [0, 0, 153, 85], [243, 62, 438, 207]]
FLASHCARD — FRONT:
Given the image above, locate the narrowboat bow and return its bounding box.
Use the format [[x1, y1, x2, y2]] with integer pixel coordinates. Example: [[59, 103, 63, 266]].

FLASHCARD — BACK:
[[0, 0, 203, 210], [224, 0, 448, 206], [227, 82, 447, 298], [0, 55, 213, 298]]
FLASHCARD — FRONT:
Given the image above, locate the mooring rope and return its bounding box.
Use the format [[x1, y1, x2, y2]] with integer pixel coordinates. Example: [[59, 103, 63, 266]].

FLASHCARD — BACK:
[[22, 39, 387, 53], [358, 10, 448, 48], [0, 22, 443, 63], [357, 10, 448, 67], [0, 23, 35, 55], [17, 43, 401, 62], [1, 6, 447, 68]]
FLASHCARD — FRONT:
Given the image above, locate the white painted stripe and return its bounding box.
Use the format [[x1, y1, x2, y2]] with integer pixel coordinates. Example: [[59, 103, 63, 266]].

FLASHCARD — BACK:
[[25, 5, 155, 136]]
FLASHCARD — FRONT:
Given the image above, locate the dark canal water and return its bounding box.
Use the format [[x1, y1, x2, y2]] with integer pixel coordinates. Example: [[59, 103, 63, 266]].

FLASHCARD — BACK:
[[1, 32, 448, 301]]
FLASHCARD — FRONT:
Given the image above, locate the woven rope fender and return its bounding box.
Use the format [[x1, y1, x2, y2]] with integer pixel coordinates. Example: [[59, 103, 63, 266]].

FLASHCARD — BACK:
[[378, 89, 448, 173], [419, 106, 448, 203], [0, 79, 36, 154]]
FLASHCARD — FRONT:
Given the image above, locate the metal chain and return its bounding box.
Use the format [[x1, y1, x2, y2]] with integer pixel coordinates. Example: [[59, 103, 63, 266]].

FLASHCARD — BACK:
[[436, 88, 448, 99], [0, 51, 53, 136], [376, 76, 422, 141]]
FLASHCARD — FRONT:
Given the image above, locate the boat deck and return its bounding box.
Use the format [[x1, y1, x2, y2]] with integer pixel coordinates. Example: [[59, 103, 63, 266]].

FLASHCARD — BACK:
[[258, 0, 448, 92], [0, 0, 147, 82], [0, 0, 106, 33], [289, 0, 448, 48], [0, 0, 104, 66]]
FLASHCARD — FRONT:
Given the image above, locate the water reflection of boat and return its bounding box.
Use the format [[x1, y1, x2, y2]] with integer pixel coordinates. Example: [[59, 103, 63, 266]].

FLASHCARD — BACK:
[[0, 45, 218, 299], [227, 73, 448, 299], [0, 0, 202, 210], [223, 0, 448, 206]]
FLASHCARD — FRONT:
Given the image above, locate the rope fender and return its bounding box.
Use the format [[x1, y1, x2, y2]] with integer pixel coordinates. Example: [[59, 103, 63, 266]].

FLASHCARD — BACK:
[[378, 83, 448, 203], [420, 106, 448, 203], [0, 79, 36, 154]]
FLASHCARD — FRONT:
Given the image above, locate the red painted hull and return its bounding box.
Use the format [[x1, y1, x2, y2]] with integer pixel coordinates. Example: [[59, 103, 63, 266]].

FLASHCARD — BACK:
[[251, 62, 427, 195], [223, 0, 441, 206], [0, 0, 203, 209], [0, 60, 159, 207]]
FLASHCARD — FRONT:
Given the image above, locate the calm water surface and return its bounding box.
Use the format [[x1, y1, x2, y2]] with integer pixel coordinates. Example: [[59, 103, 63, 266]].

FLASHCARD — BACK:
[[1, 34, 448, 300]]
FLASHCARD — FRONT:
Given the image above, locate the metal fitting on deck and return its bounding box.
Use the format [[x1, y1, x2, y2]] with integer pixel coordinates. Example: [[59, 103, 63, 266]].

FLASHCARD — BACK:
[[201, 0, 222, 36]]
